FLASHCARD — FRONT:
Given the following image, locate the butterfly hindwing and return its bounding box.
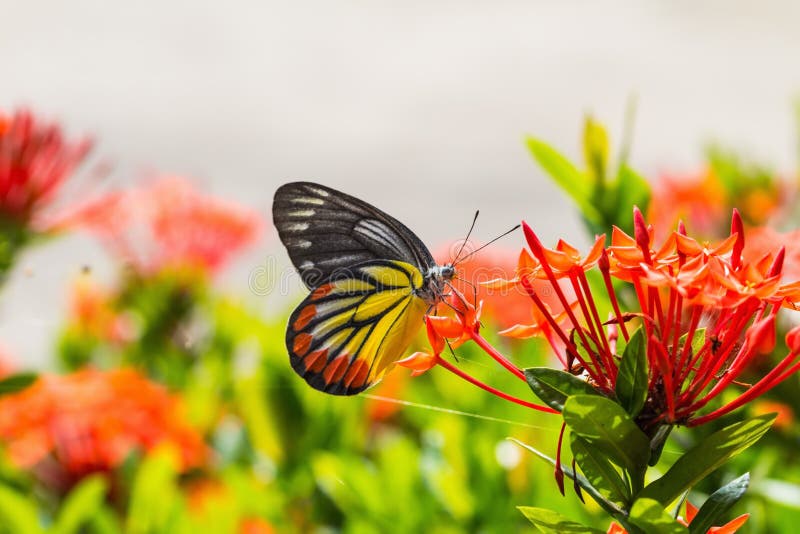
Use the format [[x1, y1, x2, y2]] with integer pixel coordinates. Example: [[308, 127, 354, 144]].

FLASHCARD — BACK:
[[286, 259, 428, 395], [273, 182, 436, 288]]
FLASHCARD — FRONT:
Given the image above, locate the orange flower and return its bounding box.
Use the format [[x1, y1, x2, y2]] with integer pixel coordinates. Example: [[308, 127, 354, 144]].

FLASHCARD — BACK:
[[65, 176, 261, 276], [0, 368, 206, 489], [744, 225, 800, 284], [239, 518, 275, 534], [519, 208, 800, 428], [648, 170, 727, 239], [0, 109, 91, 230]]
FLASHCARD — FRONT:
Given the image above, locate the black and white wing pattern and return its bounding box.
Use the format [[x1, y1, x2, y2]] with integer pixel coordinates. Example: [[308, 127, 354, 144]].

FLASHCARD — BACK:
[[272, 182, 436, 288]]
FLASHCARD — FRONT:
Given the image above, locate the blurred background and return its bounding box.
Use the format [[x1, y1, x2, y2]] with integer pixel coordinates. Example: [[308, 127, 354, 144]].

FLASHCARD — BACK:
[[2, 0, 800, 365], [1, 2, 800, 532]]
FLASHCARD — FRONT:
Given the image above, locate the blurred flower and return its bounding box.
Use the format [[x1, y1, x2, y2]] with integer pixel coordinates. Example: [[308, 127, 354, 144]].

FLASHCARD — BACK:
[[752, 399, 794, 430], [515, 208, 800, 429], [67, 271, 135, 344], [64, 176, 261, 276], [744, 225, 800, 284], [239, 518, 275, 534], [649, 170, 727, 239], [0, 108, 91, 229], [607, 499, 748, 533], [0, 368, 206, 490], [437, 246, 563, 328]]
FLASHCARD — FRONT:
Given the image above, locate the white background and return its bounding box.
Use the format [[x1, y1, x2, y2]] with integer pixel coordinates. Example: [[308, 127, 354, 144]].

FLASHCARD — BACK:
[[1, 0, 799, 367]]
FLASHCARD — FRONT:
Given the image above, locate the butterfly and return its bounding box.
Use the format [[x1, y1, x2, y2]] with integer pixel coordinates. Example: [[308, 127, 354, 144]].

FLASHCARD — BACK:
[[273, 182, 458, 395]]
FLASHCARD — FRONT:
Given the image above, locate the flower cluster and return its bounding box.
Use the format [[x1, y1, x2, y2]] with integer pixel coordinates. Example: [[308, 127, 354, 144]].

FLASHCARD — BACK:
[[65, 176, 261, 276], [0, 109, 91, 229], [403, 207, 800, 431], [0, 368, 206, 490]]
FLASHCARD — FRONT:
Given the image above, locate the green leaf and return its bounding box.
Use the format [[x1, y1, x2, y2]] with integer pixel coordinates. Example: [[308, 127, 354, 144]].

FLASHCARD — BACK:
[[509, 438, 626, 519], [126, 446, 181, 534], [525, 137, 600, 221], [524, 368, 601, 412], [688, 473, 750, 534], [639, 414, 775, 506], [562, 395, 650, 487], [678, 328, 706, 359], [628, 498, 688, 534], [0, 484, 44, 534], [51, 475, 109, 534], [613, 165, 651, 233], [518, 507, 604, 533], [583, 116, 610, 183], [0, 372, 37, 396], [615, 327, 648, 417], [570, 433, 631, 507], [649, 425, 674, 466]]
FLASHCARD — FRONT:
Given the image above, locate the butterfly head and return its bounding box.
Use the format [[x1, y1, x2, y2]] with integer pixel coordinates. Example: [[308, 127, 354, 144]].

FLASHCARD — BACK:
[[418, 263, 457, 305]]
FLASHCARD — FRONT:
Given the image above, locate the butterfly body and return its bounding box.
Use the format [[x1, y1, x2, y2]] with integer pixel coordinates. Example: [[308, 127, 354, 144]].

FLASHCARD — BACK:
[[273, 182, 454, 395]]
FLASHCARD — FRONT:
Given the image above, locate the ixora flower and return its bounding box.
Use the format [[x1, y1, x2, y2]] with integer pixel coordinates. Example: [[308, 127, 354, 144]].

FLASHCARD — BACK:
[[0, 109, 91, 230], [0, 368, 206, 490], [63, 176, 261, 276], [398, 207, 800, 429]]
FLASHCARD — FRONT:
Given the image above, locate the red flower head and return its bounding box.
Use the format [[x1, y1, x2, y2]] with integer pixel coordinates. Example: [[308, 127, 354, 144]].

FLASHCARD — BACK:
[[65, 176, 261, 276], [0, 368, 207, 491], [0, 109, 91, 230], [518, 207, 800, 428]]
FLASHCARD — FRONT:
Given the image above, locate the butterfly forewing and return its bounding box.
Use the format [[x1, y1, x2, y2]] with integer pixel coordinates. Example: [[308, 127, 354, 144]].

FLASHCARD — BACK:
[[286, 260, 428, 395], [273, 182, 436, 288]]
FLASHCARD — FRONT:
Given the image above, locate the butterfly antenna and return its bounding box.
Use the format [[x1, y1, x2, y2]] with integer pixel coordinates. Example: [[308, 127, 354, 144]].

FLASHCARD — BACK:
[[455, 224, 521, 265], [452, 210, 480, 264]]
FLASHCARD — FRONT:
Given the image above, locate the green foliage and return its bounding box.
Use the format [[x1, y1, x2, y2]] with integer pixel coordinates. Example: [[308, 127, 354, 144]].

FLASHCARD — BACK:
[[689, 473, 749, 534], [526, 117, 651, 236], [615, 328, 648, 418], [628, 498, 688, 534], [519, 506, 604, 533], [0, 372, 37, 396], [563, 395, 649, 492], [524, 367, 601, 412], [639, 414, 774, 506]]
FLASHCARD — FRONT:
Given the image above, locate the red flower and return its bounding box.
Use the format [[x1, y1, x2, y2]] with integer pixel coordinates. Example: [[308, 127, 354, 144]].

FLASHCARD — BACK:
[[0, 368, 207, 490], [518, 208, 800, 428], [65, 176, 261, 276], [0, 109, 91, 230]]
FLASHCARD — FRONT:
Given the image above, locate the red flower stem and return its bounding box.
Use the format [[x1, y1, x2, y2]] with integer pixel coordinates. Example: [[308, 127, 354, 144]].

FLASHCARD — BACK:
[[649, 285, 665, 332], [688, 351, 800, 426], [651, 337, 676, 420], [599, 258, 630, 341], [669, 291, 684, 378], [544, 328, 568, 368], [521, 278, 604, 385], [675, 304, 702, 384], [521, 222, 603, 370], [686, 303, 758, 404], [435, 356, 557, 413], [568, 272, 601, 346], [470, 332, 526, 382], [578, 269, 614, 372], [568, 271, 611, 378]]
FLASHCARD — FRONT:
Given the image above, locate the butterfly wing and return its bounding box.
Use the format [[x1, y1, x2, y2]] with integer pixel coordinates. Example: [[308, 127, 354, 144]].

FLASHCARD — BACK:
[[286, 259, 428, 395], [273, 182, 436, 288]]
